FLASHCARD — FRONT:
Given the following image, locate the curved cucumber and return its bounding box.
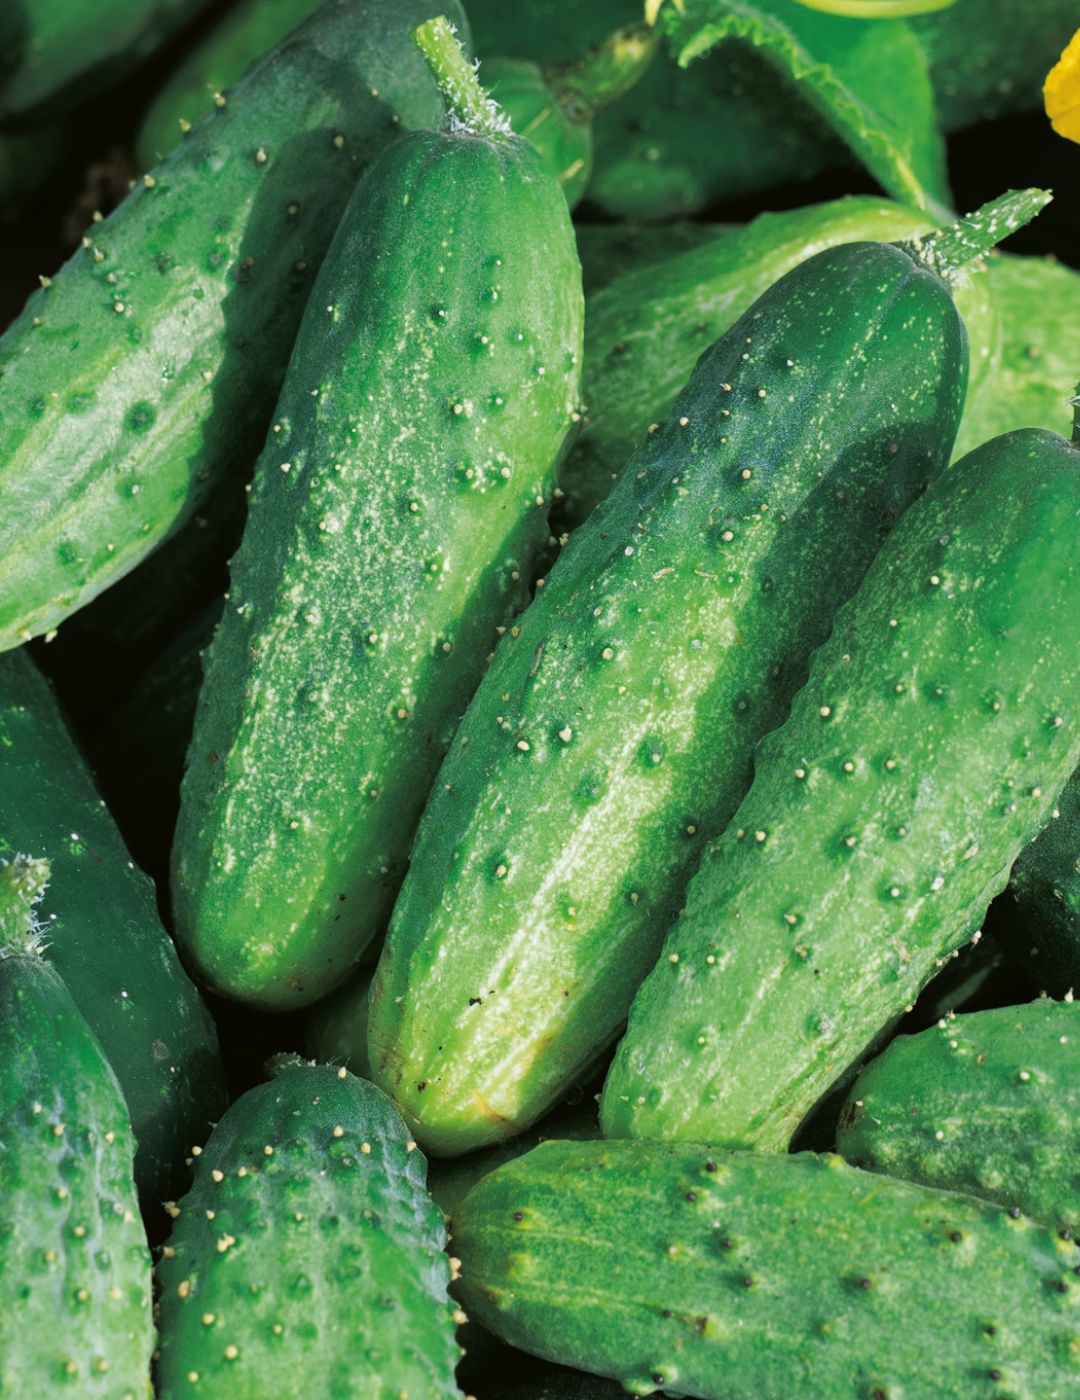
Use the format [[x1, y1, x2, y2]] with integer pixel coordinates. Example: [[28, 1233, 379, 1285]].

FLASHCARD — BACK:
[[563, 195, 997, 528], [0, 648, 225, 1208], [602, 422, 1080, 1150], [1008, 774, 1080, 995], [367, 201, 1035, 1156], [136, 0, 325, 168], [155, 1063, 460, 1398], [172, 20, 583, 1010], [838, 997, 1080, 1233], [0, 858, 153, 1397], [0, 0, 470, 651], [453, 1138, 1080, 1400]]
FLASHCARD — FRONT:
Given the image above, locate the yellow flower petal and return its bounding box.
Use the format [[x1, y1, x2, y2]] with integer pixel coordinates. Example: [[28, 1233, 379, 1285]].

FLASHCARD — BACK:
[[1045, 28, 1080, 143], [791, 0, 955, 13]]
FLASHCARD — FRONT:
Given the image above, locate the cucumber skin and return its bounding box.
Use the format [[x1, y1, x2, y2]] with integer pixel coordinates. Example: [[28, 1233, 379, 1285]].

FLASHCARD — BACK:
[[369, 238, 967, 1157], [838, 998, 1080, 1234], [454, 1138, 1080, 1400], [0, 0, 469, 652], [563, 196, 996, 527], [602, 427, 1080, 1151], [155, 1065, 460, 1399], [0, 649, 225, 1208], [1009, 767, 1080, 996], [0, 0, 214, 123], [173, 125, 583, 1011], [0, 950, 153, 1397], [136, 0, 325, 169]]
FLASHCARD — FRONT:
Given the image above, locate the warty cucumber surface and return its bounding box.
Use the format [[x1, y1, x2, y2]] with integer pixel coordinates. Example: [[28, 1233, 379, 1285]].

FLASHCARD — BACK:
[[155, 1063, 461, 1398], [0, 858, 154, 1398], [453, 1137, 1080, 1400], [172, 28, 584, 1011], [0, 0, 469, 651], [838, 997, 1080, 1234], [602, 422, 1080, 1150], [369, 225, 976, 1157], [0, 648, 225, 1208]]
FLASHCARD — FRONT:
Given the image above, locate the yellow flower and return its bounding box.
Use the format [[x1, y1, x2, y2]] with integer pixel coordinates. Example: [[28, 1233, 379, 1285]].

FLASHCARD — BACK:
[[789, 0, 954, 13], [1045, 29, 1080, 143]]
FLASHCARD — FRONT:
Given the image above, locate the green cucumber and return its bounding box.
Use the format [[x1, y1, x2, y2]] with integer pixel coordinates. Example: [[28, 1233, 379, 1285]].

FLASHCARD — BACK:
[[368, 196, 1043, 1159], [0, 857, 153, 1398], [453, 1138, 1080, 1399], [155, 1062, 461, 1398], [0, 648, 225, 1208], [1008, 775, 1080, 995], [0, 0, 470, 652], [602, 417, 1080, 1151], [136, 0, 326, 168], [305, 966, 375, 1080], [0, 0, 215, 122], [172, 19, 583, 1010], [563, 196, 997, 529], [837, 997, 1080, 1234]]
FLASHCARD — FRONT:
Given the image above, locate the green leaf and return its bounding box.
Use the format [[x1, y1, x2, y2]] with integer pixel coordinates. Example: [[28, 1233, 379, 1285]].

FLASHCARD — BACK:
[[665, 0, 952, 216]]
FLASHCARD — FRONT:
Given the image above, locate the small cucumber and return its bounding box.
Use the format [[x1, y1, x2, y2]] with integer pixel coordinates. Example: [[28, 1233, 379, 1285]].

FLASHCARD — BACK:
[[0, 648, 226, 1208], [172, 19, 583, 1009], [563, 196, 997, 528], [1008, 775, 1080, 995], [368, 196, 1038, 1158], [453, 1138, 1080, 1400], [155, 1062, 461, 1398], [0, 857, 153, 1398], [0, 0, 469, 651], [602, 417, 1080, 1151], [838, 997, 1080, 1234]]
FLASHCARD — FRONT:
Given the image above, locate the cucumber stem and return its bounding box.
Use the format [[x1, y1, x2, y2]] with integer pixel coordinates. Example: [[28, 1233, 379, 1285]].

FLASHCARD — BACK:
[[900, 188, 1052, 282], [0, 855, 50, 958], [413, 16, 510, 137], [550, 24, 659, 126]]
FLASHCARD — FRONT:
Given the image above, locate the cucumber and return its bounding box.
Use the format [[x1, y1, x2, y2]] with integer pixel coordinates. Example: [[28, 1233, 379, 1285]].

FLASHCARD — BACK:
[[453, 1138, 1080, 1400], [368, 195, 1038, 1159], [172, 20, 583, 1010], [0, 0, 470, 652], [602, 417, 1080, 1151], [0, 857, 153, 1398], [1008, 775, 1080, 995], [155, 1062, 461, 1398], [0, 0, 215, 122], [136, 0, 326, 168], [837, 998, 1080, 1234], [0, 648, 226, 1209], [305, 966, 374, 1080], [562, 196, 997, 529]]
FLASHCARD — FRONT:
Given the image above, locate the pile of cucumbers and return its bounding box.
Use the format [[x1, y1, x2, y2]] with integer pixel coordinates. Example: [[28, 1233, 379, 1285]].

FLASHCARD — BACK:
[[5, 0, 1080, 1395]]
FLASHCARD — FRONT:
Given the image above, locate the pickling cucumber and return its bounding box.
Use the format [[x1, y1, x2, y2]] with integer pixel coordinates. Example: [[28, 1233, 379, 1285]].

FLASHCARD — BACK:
[[0, 0, 469, 651], [838, 997, 1080, 1233], [453, 1138, 1080, 1399], [0, 857, 154, 1398], [602, 416, 1080, 1150], [155, 1062, 461, 1398], [0, 648, 225, 1208], [172, 18, 583, 1010], [368, 195, 1042, 1158]]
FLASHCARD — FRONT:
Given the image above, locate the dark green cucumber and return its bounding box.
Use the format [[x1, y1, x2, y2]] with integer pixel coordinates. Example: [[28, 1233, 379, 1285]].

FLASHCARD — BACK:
[[0, 0, 215, 122], [837, 997, 1080, 1234], [136, 0, 325, 168], [602, 421, 1080, 1151], [453, 1138, 1080, 1400], [1008, 775, 1080, 995], [0, 857, 154, 1397], [0, 648, 225, 1208], [172, 20, 583, 1010], [155, 1063, 461, 1398], [368, 197, 1040, 1158], [563, 195, 998, 528], [305, 966, 375, 1080], [0, 0, 469, 651]]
